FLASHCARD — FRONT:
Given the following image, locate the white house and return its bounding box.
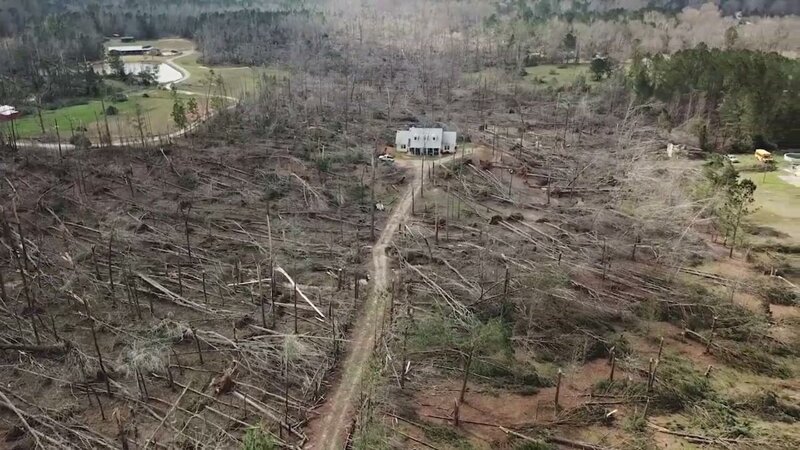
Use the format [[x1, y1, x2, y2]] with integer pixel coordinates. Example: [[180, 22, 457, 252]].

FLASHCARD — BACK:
[[395, 127, 457, 156]]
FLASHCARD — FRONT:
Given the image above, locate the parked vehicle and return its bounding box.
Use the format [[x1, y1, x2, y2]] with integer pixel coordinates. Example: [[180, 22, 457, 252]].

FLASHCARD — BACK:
[[755, 149, 773, 162]]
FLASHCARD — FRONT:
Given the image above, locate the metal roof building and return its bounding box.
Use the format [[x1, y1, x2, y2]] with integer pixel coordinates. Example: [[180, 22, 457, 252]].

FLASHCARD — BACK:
[[108, 45, 155, 55]]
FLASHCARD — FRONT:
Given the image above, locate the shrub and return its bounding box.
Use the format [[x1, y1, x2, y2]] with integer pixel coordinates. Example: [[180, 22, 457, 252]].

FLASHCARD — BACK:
[[514, 442, 554, 450], [716, 342, 791, 378], [261, 173, 291, 201], [105, 105, 119, 116], [423, 424, 466, 445], [178, 172, 199, 190], [741, 390, 800, 423], [242, 426, 276, 450], [758, 280, 797, 306], [689, 399, 753, 438], [69, 134, 92, 149], [652, 356, 711, 411]]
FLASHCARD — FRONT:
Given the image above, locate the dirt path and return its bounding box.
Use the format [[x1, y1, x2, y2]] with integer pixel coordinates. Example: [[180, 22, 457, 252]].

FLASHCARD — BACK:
[[305, 153, 466, 449], [305, 175, 416, 449]]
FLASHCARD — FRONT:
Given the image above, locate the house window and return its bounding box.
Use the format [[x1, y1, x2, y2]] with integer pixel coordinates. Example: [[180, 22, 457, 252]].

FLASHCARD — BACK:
[[400, 144, 406, 149], [414, 136, 419, 140], [444, 145, 450, 150], [432, 136, 437, 140]]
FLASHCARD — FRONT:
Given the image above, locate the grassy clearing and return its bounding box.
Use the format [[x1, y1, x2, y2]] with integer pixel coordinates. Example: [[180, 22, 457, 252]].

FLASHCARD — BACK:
[[173, 52, 288, 98], [735, 154, 800, 242], [461, 64, 596, 90], [524, 64, 596, 87], [99, 89, 194, 138], [9, 89, 192, 139], [13, 38, 284, 140]]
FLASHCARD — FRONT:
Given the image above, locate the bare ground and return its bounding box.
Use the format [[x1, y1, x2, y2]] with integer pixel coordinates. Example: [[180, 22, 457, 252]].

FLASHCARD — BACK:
[[305, 153, 466, 449]]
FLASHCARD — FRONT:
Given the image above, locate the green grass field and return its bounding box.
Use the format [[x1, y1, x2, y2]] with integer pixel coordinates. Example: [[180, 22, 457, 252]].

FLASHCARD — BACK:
[[10, 90, 193, 140], [524, 63, 597, 87], [173, 53, 288, 98], [736, 153, 800, 243], [12, 38, 285, 141], [462, 63, 597, 90]]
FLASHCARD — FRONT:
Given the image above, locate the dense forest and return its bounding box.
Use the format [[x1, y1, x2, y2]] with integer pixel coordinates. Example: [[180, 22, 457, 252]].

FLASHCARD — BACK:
[[630, 47, 800, 148], [0, 6, 314, 106], [1, 0, 799, 124], [0, 0, 293, 37], [576, 0, 800, 15], [3, 0, 800, 39]]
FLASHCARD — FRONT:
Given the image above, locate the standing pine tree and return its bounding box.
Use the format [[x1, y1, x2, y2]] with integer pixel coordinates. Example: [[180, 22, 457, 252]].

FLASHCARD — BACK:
[[590, 56, 614, 81], [107, 52, 126, 79], [723, 178, 756, 258], [171, 87, 188, 135]]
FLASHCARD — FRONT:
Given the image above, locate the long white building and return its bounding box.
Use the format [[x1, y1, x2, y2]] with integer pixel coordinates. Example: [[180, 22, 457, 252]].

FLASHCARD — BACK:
[[395, 127, 457, 156]]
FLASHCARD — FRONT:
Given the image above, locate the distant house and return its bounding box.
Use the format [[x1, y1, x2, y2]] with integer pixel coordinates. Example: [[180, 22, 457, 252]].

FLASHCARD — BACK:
[[108, 45, 158, 56], [0, 105, 20, 121], [395, 127, 457, 156]]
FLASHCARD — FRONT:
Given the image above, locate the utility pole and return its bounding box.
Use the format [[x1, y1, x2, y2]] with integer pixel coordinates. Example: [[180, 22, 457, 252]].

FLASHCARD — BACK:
[[370, 152, 376, 241], [420, 132, 427, 199]]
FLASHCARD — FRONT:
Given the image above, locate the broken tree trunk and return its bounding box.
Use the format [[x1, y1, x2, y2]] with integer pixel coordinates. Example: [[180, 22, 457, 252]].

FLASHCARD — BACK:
[[458, 347, 474, 404], [274, 267, 325, 320]]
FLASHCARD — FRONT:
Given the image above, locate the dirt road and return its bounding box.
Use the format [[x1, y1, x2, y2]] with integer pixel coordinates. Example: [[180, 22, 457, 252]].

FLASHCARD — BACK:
[[305, 152, 465, 449], [305, 176, 415, 449]]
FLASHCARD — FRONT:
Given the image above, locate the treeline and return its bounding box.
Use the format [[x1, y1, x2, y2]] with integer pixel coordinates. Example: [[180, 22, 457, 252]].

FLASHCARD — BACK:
[[586, 0, 800, 15], [494, 0, 800, 22], [0, 0, 290, 37], [629, 46, 800, 149], [0, 13, 106, 106], [195, 10, 326, 66], [0, 1, 313, 104], [485, 2, 800, 68]]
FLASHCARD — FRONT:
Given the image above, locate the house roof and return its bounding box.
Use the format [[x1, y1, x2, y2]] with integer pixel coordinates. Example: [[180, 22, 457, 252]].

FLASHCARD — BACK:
[[0, 105, 20, 121], [396, 127, 458, 149], [108, 45, 153, 53]]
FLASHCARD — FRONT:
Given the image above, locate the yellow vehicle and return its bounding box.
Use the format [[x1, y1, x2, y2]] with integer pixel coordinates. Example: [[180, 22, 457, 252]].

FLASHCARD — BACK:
[[755, 149, 773, 162]]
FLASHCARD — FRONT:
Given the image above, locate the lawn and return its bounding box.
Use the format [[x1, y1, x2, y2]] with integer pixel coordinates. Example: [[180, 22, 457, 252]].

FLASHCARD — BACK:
[[10, 90, 193, 140], [173, 53, 288, 99], [736, 153, 800, 243], [10, 38, 287, 141], [100, 90, 194, 139]]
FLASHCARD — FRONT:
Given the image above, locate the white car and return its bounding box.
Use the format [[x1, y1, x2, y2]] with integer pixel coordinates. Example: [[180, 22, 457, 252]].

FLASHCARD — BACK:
[[725, 154, 739, 163], [378, 154, 395, 163]]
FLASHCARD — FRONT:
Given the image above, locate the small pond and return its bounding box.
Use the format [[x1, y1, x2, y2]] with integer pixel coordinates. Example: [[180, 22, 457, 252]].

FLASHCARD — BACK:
[[95, 62, 183, 84]]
